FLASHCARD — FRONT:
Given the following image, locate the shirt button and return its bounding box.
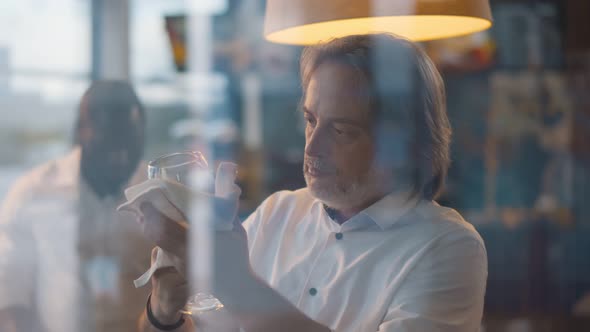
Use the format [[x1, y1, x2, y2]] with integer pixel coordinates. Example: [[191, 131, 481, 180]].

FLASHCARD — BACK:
[[309, 288, 318, 296], [335, 232, 343, 240]]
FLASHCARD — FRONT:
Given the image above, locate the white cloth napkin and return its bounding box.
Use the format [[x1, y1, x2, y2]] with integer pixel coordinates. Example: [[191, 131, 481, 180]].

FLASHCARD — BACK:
[[117, 162, 240, 288]]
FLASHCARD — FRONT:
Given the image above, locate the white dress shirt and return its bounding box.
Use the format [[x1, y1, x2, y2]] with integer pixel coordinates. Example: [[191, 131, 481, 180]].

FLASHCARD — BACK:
[[243, 188, 487, 332], [0, 148, 152, 332]]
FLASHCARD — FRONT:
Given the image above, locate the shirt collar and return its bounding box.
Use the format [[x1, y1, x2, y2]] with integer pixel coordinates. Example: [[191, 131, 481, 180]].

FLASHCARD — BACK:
[[361, 190, 421, 230], [312, 189, 421, 231]]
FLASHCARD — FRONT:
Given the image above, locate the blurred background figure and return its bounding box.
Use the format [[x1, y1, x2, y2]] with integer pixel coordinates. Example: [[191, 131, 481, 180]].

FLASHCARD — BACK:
[[0, 80, 152, 332]]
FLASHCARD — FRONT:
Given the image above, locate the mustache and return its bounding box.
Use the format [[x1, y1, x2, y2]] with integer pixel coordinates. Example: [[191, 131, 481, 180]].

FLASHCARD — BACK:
[[303, 157, 337, 173]]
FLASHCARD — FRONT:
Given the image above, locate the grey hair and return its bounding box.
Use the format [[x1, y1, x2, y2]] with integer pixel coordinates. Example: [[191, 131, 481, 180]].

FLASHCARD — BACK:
[[300, 34, 452, 200]]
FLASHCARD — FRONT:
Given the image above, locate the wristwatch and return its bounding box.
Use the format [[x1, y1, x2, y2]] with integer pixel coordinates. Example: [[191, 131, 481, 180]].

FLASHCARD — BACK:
[[146, 293, 186, 330]]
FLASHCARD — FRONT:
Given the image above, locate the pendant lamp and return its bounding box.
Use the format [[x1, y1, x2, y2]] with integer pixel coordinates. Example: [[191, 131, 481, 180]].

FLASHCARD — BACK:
[[265, 0, 492, 44]]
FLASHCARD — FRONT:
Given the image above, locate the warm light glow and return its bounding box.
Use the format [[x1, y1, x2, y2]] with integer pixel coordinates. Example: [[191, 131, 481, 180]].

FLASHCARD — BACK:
[[264, 0, 493, 45], [266, 15, 492, 45]]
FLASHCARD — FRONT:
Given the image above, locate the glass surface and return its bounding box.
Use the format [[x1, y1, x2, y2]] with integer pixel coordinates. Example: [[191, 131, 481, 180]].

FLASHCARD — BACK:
[[147, 151, 224, 314], [147, 151, 209, 184], [0, 1, 588, 331]]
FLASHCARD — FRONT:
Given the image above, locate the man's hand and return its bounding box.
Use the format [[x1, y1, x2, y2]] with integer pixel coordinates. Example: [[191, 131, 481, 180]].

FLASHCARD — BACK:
[[137, 197, 330, 332], [137, 204, 190, 327], [138, 262, 194, 332], [150, 266, 189, 324], [138, 195, 253, 289], [139, 202, 188, 260]]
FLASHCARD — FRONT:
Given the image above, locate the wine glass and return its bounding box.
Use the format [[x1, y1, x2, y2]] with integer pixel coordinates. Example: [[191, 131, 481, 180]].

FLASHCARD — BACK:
[[147, 151, 224, 314]]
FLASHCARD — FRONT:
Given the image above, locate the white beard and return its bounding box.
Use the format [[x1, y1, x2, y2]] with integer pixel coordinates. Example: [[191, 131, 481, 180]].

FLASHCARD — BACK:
[[304, 164, 384, 211]]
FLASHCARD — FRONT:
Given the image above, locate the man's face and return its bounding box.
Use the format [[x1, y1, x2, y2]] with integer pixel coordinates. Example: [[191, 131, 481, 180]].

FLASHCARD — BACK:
[[303, 62, 385, 210], [79, 107, 144, 198]]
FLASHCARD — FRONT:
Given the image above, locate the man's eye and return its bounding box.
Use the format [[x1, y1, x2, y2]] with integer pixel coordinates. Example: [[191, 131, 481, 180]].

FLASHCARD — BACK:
[[333, 125, 349, 135]]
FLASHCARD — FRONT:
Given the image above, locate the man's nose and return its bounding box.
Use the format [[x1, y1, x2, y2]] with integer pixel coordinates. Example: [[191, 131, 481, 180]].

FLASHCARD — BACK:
[[305, 126, 329, 157]]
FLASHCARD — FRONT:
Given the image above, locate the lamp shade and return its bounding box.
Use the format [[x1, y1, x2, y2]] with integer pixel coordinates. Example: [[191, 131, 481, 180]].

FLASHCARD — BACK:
[[264, 0, 492, 45]]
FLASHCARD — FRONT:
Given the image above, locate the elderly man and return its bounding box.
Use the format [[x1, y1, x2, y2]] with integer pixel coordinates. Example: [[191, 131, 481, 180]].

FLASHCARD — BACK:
[[0, 81, 152, 332], [139, 34, 487, 332]]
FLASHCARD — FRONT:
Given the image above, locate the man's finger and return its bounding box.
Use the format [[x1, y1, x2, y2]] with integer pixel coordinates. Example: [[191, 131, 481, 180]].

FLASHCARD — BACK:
[[153, 266, 187, 286], [139, 202, 188, 257], [140, 201, 167, 221]]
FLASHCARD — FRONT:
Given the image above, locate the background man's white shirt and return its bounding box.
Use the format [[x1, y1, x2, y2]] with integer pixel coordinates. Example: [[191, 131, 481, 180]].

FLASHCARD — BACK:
[[243, 188, 487, 332], [0, 148, 151, 332]]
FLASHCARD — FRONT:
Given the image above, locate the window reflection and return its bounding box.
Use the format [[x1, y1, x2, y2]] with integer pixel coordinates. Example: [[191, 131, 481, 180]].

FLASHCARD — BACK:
[[0, 1, 589, 331]]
